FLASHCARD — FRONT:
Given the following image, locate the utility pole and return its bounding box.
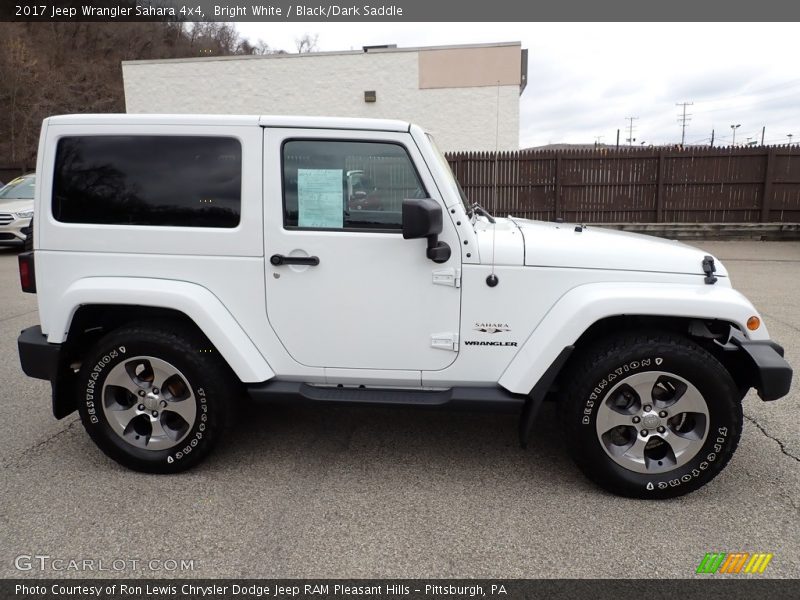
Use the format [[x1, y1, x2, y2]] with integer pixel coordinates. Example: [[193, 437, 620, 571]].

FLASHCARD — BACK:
[[710, 129, 715, 147], [625, 117, 638, 146], [788, 134, 794, 145], [676, 102, 693, 145], [616, 129, 620, 150], [761, 126, 765, 145]]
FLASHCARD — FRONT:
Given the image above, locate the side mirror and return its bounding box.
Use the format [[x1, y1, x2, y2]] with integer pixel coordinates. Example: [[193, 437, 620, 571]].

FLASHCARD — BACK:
[[402, 198, 442, 239], [402, 198, 451, 264]]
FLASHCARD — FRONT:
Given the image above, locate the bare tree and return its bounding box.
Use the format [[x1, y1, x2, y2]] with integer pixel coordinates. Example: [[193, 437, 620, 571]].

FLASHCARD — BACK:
[[236, 38, 286, 56], [295, 34, 319, 54], [254, 39, 283, 55], [0, 22, 275, 165]]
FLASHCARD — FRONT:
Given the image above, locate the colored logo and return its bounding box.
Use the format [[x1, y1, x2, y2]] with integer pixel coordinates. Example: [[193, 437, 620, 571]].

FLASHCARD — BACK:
[[696, 552, 773, 574]]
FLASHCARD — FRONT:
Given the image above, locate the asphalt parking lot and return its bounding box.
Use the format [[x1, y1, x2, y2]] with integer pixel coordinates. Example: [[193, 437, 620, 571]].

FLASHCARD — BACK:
[[0, 241, 798, 579]]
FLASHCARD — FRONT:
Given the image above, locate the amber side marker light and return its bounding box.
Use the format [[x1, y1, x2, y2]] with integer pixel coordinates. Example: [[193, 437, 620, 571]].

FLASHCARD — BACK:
[[747, 316, 761, 331]]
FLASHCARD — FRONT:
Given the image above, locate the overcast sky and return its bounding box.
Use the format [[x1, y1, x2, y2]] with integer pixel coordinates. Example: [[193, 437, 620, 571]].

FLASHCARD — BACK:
[[235, 22, 799, 148]]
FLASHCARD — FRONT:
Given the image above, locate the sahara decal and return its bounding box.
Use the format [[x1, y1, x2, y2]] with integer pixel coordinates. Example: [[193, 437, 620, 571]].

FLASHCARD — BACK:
[[474, 322, 511, 334]]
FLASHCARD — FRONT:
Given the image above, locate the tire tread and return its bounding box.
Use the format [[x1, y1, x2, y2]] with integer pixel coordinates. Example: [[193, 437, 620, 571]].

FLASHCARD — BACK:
[[560, 330, 742, 499], [76, 320, 236, 473]]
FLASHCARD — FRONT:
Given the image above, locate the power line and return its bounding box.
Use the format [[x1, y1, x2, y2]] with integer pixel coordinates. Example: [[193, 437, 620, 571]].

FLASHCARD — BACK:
[[676, 102, 693, 145], [686, 135, 711, 145]]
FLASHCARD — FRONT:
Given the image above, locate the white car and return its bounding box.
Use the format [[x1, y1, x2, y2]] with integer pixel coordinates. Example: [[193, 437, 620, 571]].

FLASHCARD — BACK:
[[16, 114, 792, 498], [0, 173, 35, 247]]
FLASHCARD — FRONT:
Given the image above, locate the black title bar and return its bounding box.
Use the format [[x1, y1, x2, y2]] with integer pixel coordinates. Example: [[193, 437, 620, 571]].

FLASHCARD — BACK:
[[3, 0, 800, 22], [5, 579, 800, 600]]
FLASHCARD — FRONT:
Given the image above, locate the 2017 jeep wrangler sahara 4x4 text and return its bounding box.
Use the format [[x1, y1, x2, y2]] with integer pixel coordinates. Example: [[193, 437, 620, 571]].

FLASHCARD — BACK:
[[17, 114, 792, 498]]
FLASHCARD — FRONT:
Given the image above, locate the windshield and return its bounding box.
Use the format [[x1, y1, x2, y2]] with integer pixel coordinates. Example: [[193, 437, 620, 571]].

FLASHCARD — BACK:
[[425, 134, 468, 210], [0, 175, 35, 201]]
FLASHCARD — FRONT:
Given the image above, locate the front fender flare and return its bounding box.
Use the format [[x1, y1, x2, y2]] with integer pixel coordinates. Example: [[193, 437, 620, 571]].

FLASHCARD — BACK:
[[48, 277, 275, 383], [498, 281, 766, 395]]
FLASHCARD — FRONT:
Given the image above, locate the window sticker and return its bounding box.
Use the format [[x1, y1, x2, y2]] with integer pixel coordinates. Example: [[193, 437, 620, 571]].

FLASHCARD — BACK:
[[297, 169, 344, 228]]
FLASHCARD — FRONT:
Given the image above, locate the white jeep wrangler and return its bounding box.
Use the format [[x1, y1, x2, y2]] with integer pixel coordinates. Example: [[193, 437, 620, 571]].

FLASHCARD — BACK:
[[17, 114, 792, 498]]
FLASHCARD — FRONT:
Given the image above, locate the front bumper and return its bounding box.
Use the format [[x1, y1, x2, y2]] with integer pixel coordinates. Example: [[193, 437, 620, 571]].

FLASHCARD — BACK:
[[0, 218, 31, 246], [731, 333, 793, 401]]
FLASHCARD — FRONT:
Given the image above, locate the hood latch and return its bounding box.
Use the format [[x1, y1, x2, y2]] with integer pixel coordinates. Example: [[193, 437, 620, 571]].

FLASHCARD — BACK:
[[702, 255, 718, 285]]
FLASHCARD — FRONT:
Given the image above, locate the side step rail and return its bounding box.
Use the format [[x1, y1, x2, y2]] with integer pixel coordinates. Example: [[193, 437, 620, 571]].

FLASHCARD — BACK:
[[247, 381, 526, 412]]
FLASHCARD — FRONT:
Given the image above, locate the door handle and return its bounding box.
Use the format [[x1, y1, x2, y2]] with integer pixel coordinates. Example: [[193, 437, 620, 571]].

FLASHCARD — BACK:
[[270, 254, 320, 266]]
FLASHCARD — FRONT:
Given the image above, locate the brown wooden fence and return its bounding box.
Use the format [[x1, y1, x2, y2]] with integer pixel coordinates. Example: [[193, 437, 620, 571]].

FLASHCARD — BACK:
[[446, 146, 800, 223], [5, 147, 800, 223]]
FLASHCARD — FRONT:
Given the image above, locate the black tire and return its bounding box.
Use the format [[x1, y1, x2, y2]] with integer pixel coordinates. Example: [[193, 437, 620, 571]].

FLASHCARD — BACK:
[[560, 331, 742, 499], [76, 322, 234, 473]]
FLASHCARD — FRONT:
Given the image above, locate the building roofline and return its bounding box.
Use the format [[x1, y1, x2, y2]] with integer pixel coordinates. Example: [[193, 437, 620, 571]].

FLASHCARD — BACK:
[[121, 41, 523, 66]]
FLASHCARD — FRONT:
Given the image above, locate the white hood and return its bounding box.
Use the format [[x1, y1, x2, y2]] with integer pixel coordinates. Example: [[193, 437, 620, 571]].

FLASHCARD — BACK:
[[476, 217, 727, 278]]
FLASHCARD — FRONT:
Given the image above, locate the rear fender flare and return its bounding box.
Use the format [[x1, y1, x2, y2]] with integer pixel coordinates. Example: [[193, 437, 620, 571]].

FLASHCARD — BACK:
[[48, 277, 275, 383]]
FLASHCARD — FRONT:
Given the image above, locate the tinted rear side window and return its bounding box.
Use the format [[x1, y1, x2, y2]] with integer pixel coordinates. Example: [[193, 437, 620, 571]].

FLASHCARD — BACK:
[[53, 136, 241, 227]]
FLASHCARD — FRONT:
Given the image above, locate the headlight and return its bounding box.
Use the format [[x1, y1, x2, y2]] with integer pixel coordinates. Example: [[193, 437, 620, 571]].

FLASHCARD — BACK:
[[14, 210, 34, 219]]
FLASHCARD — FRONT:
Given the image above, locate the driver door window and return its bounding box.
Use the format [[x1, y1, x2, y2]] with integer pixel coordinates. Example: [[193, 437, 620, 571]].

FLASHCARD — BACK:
[[282, 140, 426, 231]]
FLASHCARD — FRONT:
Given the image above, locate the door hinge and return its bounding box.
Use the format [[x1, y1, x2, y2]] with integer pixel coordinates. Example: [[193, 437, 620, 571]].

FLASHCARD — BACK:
[[431, 332, 459, 351], [432, 267, 461, 288]]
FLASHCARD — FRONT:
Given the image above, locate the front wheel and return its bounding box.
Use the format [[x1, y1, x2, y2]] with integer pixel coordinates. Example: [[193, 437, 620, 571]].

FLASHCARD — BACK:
[[560, 332, 742, 499], [76, 323, 233, 473]]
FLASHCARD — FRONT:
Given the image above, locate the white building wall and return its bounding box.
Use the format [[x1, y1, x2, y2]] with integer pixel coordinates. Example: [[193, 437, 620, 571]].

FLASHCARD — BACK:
[[122, 51, 519, 151]]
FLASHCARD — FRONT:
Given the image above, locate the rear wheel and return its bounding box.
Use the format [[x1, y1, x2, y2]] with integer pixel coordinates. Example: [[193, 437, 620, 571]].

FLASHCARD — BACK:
[[77, 323, 233, 473], [561, 331, 742, 498]]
